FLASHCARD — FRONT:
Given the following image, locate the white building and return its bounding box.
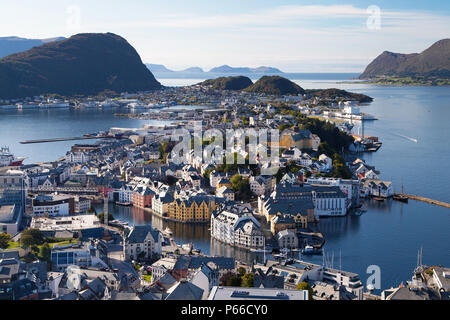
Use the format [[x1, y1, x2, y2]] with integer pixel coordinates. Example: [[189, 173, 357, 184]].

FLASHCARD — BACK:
[[124, 225, 162, 261], [210, 203, 264, 250]]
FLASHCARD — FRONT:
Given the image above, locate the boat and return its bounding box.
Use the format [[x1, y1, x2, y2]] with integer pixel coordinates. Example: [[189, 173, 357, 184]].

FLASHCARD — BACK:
[[373, 196, 385, 202], [0, 147, 25, 167], [301, 245, 323, 255], [393, 183, 409, 203]]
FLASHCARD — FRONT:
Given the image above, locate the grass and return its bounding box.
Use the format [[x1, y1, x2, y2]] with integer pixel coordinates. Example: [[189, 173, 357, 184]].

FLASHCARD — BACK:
[[7, 242, 20, 250], [142, 275, 152, 282]]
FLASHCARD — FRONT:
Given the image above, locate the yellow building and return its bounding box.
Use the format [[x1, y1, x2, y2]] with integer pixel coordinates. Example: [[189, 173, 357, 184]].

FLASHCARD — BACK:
[[279, 129, 315, 150], [168, 196, 216, 222]]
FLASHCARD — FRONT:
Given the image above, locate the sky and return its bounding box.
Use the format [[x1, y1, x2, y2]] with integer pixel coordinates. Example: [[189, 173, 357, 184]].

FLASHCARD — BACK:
[[0, 0, 449, 72]]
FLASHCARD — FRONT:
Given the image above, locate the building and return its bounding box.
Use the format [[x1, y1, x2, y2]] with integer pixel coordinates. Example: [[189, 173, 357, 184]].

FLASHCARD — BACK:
[[0, 204, 22, 236], [249, 175, 275, 196], [306, 177, 361, 209], [132, 186, 154, 208], [189, 263, 220, 300], [75, 197, 91, 214], [124, 225, 162, 261], [211, 203, 264, 250], [208, 287, 308, 300], [32, 194, 75, 217], [50, 240, 109, 271], [276, 229, 299, 249], [262, 183, 347, 219], [152, 192, 174, 217], [279, 130, 320, 151], [0, 169, 26, 216], [215, 186, 235, 201], [361, 179, 394, 198], [168, 195, 216, 223]]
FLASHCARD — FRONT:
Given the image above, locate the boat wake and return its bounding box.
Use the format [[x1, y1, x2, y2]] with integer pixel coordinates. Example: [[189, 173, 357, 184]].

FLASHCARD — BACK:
[[395, 133, 418, 143]]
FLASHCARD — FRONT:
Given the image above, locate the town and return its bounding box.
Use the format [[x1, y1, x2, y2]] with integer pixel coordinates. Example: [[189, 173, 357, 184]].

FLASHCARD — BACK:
[[0, 82, 448, 301]]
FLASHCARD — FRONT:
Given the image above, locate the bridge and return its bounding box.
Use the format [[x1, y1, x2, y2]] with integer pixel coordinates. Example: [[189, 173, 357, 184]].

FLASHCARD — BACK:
[[395, 193, 450, 209]]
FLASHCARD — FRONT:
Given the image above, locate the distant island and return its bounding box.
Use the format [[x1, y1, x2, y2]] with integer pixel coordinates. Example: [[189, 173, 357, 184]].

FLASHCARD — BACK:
[[146, 63, 284, 78], [0, 36, 65, 59], [0, 33, 161, 99], [360, 39, 450, 86]]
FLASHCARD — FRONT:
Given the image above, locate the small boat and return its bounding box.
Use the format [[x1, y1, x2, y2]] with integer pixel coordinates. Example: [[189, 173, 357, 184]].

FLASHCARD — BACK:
[[393, 194, 409, 203], [301, 245, 323, 255], [373, 196, 385, 202]]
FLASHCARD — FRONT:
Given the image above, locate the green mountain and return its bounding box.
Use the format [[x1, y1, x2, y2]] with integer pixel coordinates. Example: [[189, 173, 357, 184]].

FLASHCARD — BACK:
[[306, 88, 373, 103], [360, 39, 450, 79], [244, 76, 305, 95], [199, 76, 253, 90], [0, 33, 162, 99]]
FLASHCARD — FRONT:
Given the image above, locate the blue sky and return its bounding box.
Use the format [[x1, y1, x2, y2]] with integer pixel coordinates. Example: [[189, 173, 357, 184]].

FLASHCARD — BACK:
[[0, 1, 449, 72]]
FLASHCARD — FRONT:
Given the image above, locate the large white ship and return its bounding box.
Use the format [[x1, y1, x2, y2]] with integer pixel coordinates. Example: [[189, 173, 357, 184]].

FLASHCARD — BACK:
[[0, 147, 25, 167]]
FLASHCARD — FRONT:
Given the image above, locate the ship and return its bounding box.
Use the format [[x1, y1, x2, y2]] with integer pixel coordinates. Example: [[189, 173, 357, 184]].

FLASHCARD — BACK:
[[0, 147, 25, 167]]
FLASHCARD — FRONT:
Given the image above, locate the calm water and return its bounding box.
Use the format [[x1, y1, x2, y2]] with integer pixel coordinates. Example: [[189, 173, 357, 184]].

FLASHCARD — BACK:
[[2, 76, 449, 291]]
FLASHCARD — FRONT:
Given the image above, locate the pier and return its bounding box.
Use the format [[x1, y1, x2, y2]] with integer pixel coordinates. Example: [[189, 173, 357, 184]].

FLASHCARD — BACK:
[[395, 193, 450, 209], [19, 136, 121, 144]]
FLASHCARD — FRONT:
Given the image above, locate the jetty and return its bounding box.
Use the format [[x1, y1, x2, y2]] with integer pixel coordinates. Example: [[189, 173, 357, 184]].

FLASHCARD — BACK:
[[395, 193, 450, 209]]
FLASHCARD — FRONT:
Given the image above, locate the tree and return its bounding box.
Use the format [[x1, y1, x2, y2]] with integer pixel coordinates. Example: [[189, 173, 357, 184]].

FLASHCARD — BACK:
[[237, 267, 246, 276], [220, 272, 242, 287], [20, 229, 45, 248], [0, 233, 11, 249], [241, 273, 255, 288], [39, 243, 51, 262], [296, 281, 314, 300], [98, 211, 114, 222]]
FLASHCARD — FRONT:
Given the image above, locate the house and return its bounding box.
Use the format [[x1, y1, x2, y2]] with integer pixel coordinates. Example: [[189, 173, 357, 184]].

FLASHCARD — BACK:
[[281, 147, 302, 161], [124, 225, 162, 261], [0, 204, 22, 236], [189, 263, 220, 300], [164, 280, 204, 300], [215, 186, 235, 201], [276, 229, 299, 249], [361, 179, 393, 198], [249, 175, 275, 196], [279, 129, 319, 151]]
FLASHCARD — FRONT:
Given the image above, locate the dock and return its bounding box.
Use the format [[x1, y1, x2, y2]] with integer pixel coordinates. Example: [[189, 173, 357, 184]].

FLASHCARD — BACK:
[[395, 193, 450, 209]]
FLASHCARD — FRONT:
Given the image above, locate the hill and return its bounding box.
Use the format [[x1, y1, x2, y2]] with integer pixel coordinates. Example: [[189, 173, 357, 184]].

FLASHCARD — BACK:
[[305, 88, 373, 103], [0, 33, 162, 99], [244, 76, 305, 95], [146, 63, 174, 73], [0, 36, 65, 58], [360, 39, 450, 79], [199, 76, 253, 90]]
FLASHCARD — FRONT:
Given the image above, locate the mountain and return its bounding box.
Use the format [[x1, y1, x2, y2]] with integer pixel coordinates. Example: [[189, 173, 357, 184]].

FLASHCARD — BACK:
[[199, 76, 253, 90], [0, 33, 162, 99], [360, 39, 450, 79], [183, 67, 204, 73], [209, 65, 283, 74], [244, 76, 305, 95], [0, 36, 65, 58], [145, 63, 284, 78], [146, 63, 174, 73]]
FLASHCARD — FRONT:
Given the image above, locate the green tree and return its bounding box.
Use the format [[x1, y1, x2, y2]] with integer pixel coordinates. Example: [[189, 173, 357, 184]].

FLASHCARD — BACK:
[[296, 281, 314, 300], [241, 273, 255, 288], [0, 233, 11, 249], [20, 229, 45, 248], [39, 243, 51, 262], [98, 211, 115, 222]]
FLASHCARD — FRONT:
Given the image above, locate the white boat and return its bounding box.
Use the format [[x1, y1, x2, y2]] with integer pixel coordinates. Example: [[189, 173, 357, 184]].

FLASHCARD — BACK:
[[16, 103, 37, 110], [0, 147, 25, 167]]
